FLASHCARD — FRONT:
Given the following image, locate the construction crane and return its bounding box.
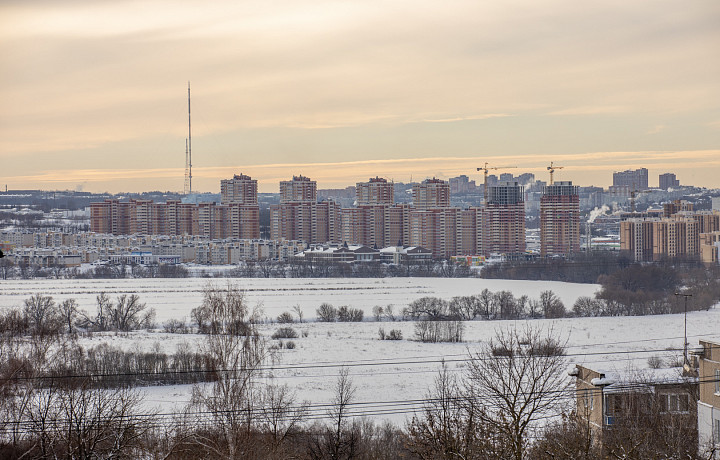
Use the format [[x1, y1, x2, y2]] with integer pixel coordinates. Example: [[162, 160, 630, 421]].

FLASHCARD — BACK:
[[476, 163, 517, 202], [547, 162, 564, 185]]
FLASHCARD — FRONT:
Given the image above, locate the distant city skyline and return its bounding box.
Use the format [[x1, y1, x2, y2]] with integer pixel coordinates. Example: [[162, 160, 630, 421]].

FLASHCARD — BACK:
[[2, 0, 719, 193]]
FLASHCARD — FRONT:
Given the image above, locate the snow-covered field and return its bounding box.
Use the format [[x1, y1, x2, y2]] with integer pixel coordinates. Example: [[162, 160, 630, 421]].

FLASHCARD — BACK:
[[2, 277, 719, 425], [0, 277, 599, 322]]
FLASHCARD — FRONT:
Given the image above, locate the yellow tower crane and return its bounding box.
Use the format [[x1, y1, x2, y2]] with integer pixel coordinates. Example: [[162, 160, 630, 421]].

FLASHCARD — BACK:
[[476, 163, 517, 202], [547, 161, 564, 185]]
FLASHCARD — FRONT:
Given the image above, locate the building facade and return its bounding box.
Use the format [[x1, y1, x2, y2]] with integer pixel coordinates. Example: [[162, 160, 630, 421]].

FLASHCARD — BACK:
[[659, 173, 680, 190], [280, 175, 317, 203], [613, 168, 649, 189], [220, 173, 258, 205], [696, 340, 720, 457], [412, 178, 450, 209], [356, 177, 394, 206], [482, 182, 525, 256], [540, 181, 580, 256]]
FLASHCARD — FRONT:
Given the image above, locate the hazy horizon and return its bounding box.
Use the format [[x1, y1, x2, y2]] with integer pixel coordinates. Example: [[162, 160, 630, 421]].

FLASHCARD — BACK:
[[2, 0, 719, 193]]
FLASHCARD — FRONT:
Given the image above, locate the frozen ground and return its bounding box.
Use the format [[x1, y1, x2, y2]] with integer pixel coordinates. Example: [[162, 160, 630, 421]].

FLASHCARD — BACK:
[[0, 277, 599, 322], [2, 277, 719, 426]]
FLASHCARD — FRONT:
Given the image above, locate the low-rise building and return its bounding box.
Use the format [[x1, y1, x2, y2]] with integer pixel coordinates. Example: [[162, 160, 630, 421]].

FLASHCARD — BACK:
[[696, 340, 720, 457], [569, 364, 697, 449]]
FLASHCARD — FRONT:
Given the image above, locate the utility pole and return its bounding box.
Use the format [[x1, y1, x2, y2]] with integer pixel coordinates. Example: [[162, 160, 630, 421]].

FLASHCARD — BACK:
[[675, 292, 692, 365]]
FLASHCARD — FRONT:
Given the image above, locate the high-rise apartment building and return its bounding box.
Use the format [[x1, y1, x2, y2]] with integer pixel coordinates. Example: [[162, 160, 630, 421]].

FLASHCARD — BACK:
[[90, 174, 260, 239], [658, 173, 680, 190], [270, 200, 340, 244], [613, 168, 648, 189], [220, 174, 258, 205], [270, 175, 341, 244], [280, 175, 317, 203], [412, 178, 450, 209], [449, 175, 477, 194], [540, 181, 580, 256], [482, 181, 525, 256], [356, 177, 394, 206], [409, 207, 461, 259]]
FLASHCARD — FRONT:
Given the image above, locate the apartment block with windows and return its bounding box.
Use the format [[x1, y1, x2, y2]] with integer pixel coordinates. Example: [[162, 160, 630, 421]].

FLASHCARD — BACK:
[[613, 167, 649, 189], [412, 178, 450, 209], [482, 181, 525, 257], [220, 173, 258, 205], [280, 175, 317, 203], [356, 177, 394, 206], [569, 364, 697, 449], [697, 340, 720, 457], [659, 172, 680, 190], [540, 181, 580, 256]]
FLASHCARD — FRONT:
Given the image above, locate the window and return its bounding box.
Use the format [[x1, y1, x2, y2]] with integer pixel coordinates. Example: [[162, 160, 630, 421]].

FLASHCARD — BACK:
[[582, 388, 594, 411], [659, 393, 690, 413], [715, 418, 720, 445], [715, 369, 720, 394]]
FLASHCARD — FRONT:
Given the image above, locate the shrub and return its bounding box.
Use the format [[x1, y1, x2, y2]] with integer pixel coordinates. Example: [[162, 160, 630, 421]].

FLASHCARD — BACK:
[[285, 341, 296, 350], [316, 303, 337, 322], [414, 320, 464, 343], [277, 311, 295, 324], [380, 327, 403, 340], [338, 306, 364, 322], [163, 318, 188, 334], [272, 327, 299, 339], [647, 355, 663, 369]]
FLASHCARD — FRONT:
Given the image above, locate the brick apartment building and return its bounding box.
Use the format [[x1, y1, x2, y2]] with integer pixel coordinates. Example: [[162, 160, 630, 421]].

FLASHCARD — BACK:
[[540, 181, 580, 256], [482, 181, 525, 257], [91, 174, 260, 239]]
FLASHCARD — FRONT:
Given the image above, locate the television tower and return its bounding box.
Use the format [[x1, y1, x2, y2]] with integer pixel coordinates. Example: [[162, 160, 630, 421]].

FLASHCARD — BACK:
[[184, 82, 192, 195]]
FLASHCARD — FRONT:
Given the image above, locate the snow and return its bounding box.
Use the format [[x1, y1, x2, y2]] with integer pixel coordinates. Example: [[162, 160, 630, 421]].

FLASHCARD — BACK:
[[0, 277, 599, 322], [2, 277, 719, 426]]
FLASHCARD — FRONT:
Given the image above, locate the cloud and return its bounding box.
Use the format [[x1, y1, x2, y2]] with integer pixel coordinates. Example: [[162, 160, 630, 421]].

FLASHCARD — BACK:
[[4, 149, 719, 193], [646, 124, 666, 135]]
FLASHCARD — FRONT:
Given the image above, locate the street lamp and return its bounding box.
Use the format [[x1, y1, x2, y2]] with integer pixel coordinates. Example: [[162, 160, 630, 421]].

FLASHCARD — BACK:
[[674, 292, 692, 366]]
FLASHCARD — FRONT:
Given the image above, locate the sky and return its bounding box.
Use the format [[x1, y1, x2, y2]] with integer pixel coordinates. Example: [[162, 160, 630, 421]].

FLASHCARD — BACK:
[[1, 0, 719, 194]]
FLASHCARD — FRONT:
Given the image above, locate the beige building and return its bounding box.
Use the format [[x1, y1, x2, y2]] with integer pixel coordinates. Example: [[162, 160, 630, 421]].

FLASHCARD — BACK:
[[697, 340, 720, 456], [220, 173, 258, 205], [700, 231, 720, 264], [356, 177, 394, 206], [570, 364, 697, 450], [280, 175, 317, 203], [620, 210, 720, 262], [412, 178, 450, 209]]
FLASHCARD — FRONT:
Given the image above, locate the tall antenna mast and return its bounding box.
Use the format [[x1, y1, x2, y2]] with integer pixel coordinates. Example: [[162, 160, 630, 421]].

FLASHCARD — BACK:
[[184, 138, 189, 194], [187, 81, 192, 194]]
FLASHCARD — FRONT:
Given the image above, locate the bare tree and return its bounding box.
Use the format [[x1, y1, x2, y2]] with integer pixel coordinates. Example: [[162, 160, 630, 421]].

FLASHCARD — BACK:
[[529, 413, 599, 460], [293, 304, 304, 323], [539, 290, 565, 318], [109, 294, 155, 331], [190, 283, 268, 458], [316, 303, 338, 322], [407, 363, 501, 459], [309, 367, 358, 460], [257, 383, 308, 459], [59, 298, 79, 334], [466, 326, 568, 460], [23, 293, 62, 337]]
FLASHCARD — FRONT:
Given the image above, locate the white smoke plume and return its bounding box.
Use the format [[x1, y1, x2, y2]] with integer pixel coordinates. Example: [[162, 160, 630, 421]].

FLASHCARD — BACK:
[[587, 205, 610, 223]]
